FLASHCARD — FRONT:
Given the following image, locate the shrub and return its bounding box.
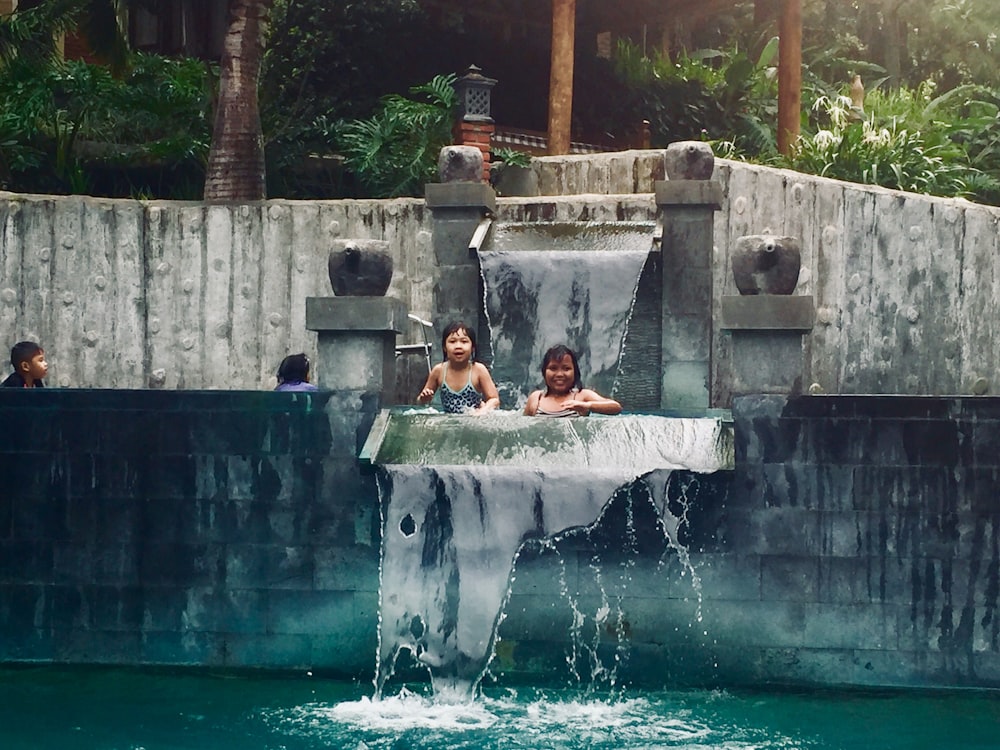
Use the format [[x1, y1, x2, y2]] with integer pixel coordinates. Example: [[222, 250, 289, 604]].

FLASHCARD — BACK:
[[337, 74, 457, 198]]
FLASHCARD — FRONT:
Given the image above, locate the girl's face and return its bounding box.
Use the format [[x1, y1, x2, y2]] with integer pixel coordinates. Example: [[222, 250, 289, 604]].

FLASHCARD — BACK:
[[444, 329, 473, 364], [543, 354, 576, 394]]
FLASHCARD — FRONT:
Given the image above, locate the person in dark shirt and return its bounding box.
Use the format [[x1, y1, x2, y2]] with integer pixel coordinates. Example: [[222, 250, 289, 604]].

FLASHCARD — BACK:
[[2, 341, 48, 388], [1, 341, 48, 388]]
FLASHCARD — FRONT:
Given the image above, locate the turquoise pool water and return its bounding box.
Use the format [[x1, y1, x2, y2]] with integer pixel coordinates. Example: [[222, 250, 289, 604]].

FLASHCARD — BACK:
[[1, 667, 997, 749]]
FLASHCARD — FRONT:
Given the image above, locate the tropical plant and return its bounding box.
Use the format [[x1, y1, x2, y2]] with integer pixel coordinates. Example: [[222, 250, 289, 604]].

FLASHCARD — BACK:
[[490, 147, 532, 169], [0, 51, 213, 197], [572, 37, 780, 151], [786, 93, 969, 197], [0, 0, 269, 201], [338, 73, 457, 198]]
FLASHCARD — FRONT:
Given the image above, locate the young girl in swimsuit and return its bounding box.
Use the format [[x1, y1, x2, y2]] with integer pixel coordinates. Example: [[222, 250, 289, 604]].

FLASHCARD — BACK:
[[523, 344, 622, 417], [416, 321, 500, 413]]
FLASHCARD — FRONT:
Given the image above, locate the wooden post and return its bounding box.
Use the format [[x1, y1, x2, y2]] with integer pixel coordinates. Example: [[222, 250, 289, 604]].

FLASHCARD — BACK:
[[547, 0, 576, 156], [777, 0, 802, 156]]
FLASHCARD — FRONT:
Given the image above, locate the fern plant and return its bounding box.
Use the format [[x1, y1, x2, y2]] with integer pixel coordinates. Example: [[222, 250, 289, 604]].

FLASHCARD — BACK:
[[338, 74, 457, 198]]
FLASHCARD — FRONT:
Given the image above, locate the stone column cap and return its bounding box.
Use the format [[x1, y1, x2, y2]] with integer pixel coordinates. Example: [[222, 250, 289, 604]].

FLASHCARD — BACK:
[[306, 296, 408, 333], [654, 180, 723, 209], [425, 181, 496, 211], [720, 295, 815, 331]]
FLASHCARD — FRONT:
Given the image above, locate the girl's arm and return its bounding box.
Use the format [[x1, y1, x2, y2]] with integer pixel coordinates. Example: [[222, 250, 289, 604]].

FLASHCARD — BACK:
[[416, 364, 443, 403], [523, 390, 541, 416], [576, 389, 622, 415], [473, 363, 500, 411]]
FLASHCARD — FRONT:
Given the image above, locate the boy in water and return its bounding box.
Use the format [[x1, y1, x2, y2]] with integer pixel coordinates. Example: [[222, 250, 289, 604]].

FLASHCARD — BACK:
[[2, 341, 48, 388]]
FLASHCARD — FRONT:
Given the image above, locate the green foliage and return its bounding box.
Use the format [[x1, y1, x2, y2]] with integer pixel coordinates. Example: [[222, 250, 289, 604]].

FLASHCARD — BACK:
[[572, 38, 779, 152], [0, 53, 213, 197], [799, 0, 1000, 90], [337, 74, 457, 198], [787, 100, 967, 197], [0, 0, 87, 67], [490, 147, 531, 169], [262, 0, 430, 197]]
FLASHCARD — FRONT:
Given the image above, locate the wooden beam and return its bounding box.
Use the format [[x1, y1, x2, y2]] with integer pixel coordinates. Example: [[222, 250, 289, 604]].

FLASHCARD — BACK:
[[547, 0, 576, 155], [777, 0, 801, 155]]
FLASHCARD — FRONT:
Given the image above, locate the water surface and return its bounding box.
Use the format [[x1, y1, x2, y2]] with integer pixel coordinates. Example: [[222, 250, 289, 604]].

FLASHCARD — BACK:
[[2, 666, 997, 749]]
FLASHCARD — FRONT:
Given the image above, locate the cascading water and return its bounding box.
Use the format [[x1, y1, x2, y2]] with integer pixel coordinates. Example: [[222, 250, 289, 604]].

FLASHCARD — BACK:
[[371, 413, 733, 701], [478, 222, 655, 406]]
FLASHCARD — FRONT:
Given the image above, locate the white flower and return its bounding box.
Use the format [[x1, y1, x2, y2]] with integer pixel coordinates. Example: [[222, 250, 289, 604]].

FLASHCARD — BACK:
[[813, 130, 838, 150]]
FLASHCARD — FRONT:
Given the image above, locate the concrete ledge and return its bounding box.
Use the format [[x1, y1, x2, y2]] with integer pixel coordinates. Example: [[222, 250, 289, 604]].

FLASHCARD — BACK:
[[654, 180, 723, 209], [721, 295, 816, 331], [306, 297, 408, 333], [424, 182, 496, 211]]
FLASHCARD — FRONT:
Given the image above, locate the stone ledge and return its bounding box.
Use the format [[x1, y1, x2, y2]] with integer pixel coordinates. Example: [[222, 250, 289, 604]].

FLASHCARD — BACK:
[[424, 182, 496, 211], [654, 180, 723, 209], [721, 295, 816, 331], [306, 297, 407, 333]]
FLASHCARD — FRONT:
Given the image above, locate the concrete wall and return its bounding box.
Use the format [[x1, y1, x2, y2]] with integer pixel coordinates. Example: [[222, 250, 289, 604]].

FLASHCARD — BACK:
[[0, 389, 381, 673], [3, 153, 1000, 405], [0, 196, 432, 392]]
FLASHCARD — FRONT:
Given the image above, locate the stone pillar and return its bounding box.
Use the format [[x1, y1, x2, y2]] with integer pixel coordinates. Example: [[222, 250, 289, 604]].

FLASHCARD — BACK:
[[425, 146, 496, 344], [720, 235, 815, 403], [655, 141, 723, 410], [305, 297, 408, 398]]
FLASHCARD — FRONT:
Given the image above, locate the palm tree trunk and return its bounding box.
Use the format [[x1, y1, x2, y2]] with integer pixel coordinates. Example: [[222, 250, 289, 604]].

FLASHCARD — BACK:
[[204, 0, 272, 201]]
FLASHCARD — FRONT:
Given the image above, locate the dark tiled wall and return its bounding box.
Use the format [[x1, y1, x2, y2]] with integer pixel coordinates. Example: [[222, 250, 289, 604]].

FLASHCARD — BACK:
[[497, 395, 1000, 690], [0, 389, 381, 675], [4, 390, 999, 691], [724, 395, 1000, 688]]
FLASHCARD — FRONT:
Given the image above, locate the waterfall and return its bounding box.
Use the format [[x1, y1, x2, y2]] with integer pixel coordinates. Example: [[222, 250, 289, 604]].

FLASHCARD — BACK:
[[371, 413, 733, 701], [478, 222, 655, 406]]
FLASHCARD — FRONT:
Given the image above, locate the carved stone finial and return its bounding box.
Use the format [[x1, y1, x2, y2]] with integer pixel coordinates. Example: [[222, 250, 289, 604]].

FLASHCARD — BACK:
[[328, 239, 394, 296], [731, 235, 801, 295], [664, 141, 715, 180], [438, 145, 484, 183]]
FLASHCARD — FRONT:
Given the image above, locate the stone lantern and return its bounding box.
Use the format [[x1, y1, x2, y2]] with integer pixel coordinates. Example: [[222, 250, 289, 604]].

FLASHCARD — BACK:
[[454, 64, 496, 123]]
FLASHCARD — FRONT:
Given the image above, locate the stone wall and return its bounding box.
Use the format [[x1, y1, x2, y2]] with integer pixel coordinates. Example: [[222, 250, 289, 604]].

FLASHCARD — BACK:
[[0, 389, 381, 673], [0, 196, 432, 392], [718, 394, 1000, 688], [3, 154, 1000, 405]]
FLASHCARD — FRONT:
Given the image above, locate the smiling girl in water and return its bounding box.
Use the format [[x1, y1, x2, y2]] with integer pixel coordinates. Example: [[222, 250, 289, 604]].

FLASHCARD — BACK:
[[523, 344, 621, 417], [416, 321, 500, 413]]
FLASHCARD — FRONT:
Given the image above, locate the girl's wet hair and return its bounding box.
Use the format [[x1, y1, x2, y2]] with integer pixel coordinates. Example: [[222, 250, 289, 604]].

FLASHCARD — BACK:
[[541, 344, 582, 392], [440, 320, 477, 361], [277, 353, 310, 384]]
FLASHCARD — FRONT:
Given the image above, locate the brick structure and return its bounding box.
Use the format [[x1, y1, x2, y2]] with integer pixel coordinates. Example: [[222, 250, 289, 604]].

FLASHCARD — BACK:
[[452, 120, 495, 182]]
